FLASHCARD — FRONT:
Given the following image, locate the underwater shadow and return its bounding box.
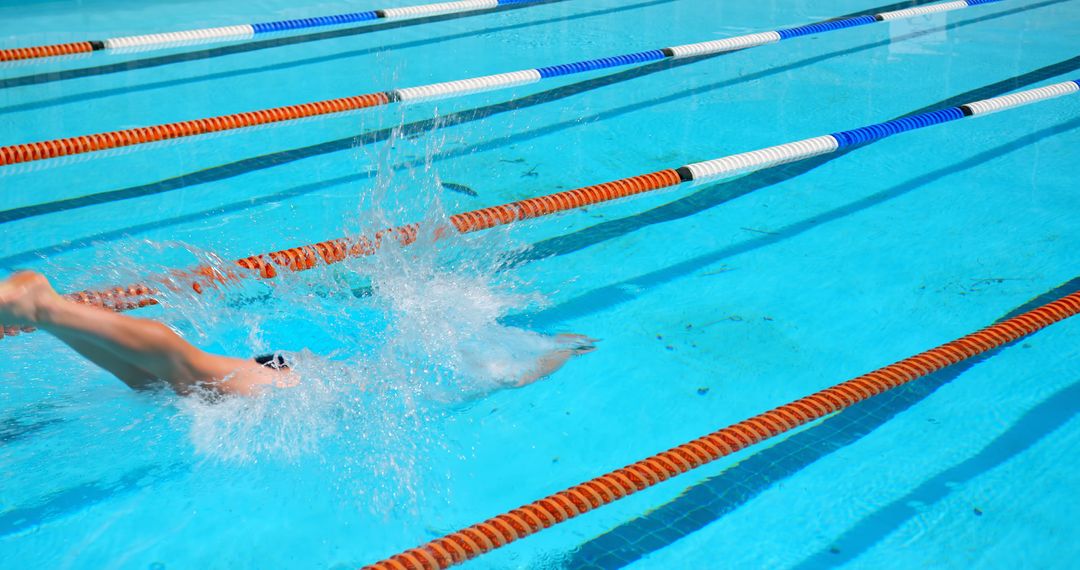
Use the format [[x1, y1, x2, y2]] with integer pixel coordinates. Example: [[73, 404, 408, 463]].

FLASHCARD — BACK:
[[0, 462, 186, 538], [0, 400, 69, 445], [791, 375, 1080, 570]]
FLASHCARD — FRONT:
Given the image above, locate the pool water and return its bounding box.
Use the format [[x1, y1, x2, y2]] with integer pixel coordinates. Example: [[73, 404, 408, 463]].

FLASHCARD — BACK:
[[1, 0, 1078, 568]]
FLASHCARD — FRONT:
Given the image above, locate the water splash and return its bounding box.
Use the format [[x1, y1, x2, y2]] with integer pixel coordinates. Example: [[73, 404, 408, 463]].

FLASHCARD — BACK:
[[135, 117, 566, 511]]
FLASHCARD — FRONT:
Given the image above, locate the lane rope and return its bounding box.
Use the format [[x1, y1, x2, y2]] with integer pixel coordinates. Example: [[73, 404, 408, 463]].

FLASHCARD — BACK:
[[0, 0, 544, 62], [1, 78, 1073, 339], [0, 0, 1009, 167], [363, 288, 1080, 569]]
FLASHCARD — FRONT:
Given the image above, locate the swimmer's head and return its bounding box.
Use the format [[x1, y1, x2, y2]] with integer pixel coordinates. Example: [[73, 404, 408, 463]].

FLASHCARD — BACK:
[[254, 353, 290, 371]]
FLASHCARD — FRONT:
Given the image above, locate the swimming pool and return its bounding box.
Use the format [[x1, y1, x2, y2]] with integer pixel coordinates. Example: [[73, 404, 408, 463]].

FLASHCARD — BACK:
[[2, 0, 1078, 567]]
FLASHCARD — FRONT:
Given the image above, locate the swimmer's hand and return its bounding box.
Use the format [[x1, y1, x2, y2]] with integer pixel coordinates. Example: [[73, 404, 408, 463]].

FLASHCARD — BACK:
[[555, 333, 599, 354], [515, 333, 599, 387]]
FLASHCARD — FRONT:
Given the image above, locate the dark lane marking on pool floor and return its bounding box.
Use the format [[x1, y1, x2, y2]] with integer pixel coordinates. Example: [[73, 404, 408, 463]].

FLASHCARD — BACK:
[[0, 462, 188, 538]]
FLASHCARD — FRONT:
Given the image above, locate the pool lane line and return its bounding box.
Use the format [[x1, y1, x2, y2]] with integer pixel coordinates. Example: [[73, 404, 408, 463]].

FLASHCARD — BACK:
[[362, 289, 1080, 570], [0, 78, 1073, 339], [0, 0, 547, 63], [0, 0, 1008, 168]]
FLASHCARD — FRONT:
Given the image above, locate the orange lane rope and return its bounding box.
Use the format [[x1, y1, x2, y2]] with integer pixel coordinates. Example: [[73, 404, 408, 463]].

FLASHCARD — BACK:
[[0, 92, 389, 166], [0, 41, 96, 62], [362, 288, 1080, 569], [0, 169, 681, 338]]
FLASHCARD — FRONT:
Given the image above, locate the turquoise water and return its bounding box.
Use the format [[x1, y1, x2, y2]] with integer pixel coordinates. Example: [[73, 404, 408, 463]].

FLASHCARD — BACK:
[[1, 0, 1079, 568]]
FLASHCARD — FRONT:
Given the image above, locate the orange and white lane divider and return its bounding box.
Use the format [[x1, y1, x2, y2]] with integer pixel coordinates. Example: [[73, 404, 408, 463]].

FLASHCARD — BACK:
[[362, 288, 1080, 569], [0, 169, 681, 339], [0, 92, 392, 166]]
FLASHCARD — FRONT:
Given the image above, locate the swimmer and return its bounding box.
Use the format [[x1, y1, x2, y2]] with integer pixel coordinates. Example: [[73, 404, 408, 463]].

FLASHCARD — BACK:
[[0, 271, 596, 397]]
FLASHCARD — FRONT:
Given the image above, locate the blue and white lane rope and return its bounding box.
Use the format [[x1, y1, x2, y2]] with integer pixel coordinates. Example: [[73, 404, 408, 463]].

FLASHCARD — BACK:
[[676, 80, 1080, 183], [391, 0, 1006, 101], [0, 0, 543, 61]]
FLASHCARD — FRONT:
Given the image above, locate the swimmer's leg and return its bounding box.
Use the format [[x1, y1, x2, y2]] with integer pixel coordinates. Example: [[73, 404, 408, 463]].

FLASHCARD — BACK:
[[0, 271, 280, 396]]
